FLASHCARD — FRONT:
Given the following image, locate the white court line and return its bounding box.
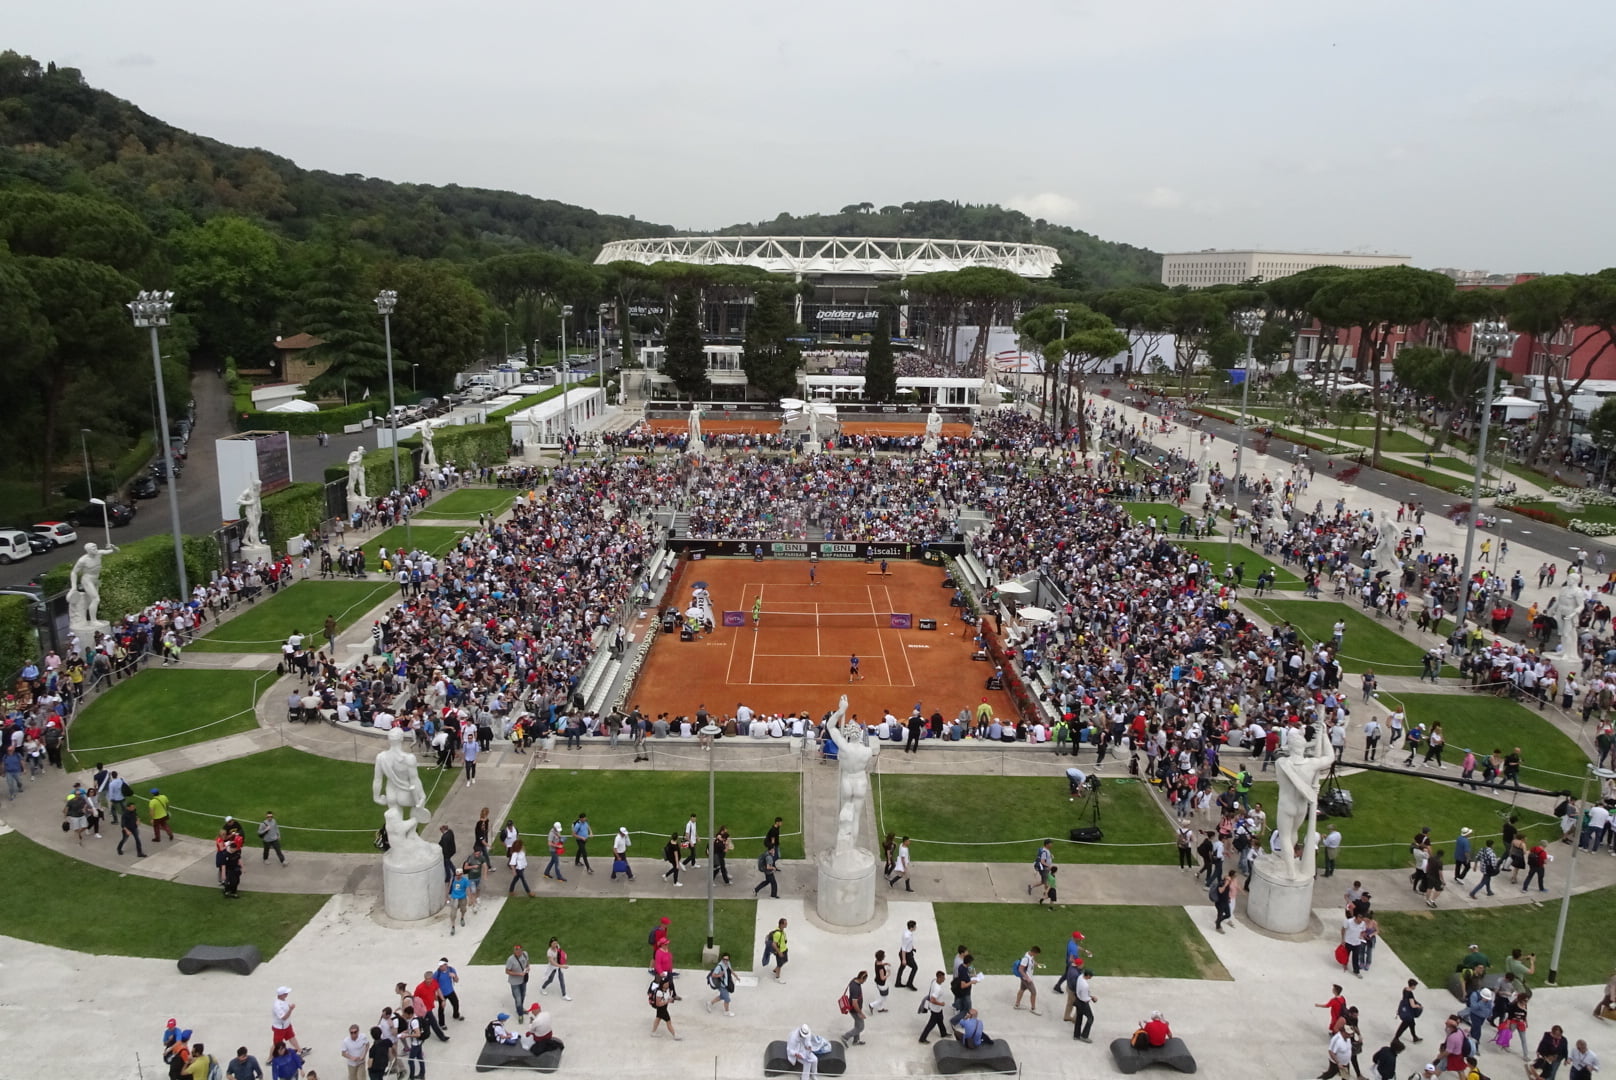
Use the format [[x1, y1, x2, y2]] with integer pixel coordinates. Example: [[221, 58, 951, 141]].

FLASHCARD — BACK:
[[884, 583, 916, 686], [867, 584, 894, 688], [725, 582, 747, 686]]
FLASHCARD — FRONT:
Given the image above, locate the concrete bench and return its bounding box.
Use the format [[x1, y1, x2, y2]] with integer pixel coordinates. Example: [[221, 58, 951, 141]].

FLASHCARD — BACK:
[[932, 1039, 1016, 1075], [764, 1039, 847, 1076], [1108, 1036, 1197, 1075], [176, 945, 263, 976], [475, 1042, 563, 1073]]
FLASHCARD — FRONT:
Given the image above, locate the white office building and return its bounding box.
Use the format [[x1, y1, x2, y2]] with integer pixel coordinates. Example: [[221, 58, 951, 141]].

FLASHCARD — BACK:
[[1160, 249, 1411, 289]]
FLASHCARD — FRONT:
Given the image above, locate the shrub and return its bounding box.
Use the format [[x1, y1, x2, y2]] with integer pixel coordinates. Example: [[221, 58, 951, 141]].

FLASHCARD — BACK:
[[260, 482, 328, 547], [324, 445, 416, 497], [41, 533, 218, 623], [1570, 520, 1616, 536], [0, 595, 38, 678], [1499, 503, 1568, 527], [487, 377, 601, 420], [434, 422, 512, 468]]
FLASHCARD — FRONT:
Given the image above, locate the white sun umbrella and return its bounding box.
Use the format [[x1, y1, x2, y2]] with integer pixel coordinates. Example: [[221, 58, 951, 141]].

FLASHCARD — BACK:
[[780, 397, 807, 410], [1017, 606, 1056, 623], [995, 581, 1032, 596]]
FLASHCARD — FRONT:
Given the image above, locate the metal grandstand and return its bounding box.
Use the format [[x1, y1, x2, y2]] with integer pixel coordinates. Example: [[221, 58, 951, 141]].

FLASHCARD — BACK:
[[594, 236, 1060, 279]]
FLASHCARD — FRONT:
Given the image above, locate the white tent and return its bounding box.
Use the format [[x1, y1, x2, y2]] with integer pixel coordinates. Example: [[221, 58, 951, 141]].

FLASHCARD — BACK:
[[1491, 395, 1541, 422], [266, 399, 320, 413]]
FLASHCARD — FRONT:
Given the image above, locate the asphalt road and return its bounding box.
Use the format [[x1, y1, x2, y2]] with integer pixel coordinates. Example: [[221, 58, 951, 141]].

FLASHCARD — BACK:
[[0, 371, 355, 589]]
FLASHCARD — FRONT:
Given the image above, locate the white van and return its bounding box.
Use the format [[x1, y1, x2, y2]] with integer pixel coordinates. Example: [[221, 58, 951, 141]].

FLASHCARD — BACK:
[[0, 529, 32, 564]]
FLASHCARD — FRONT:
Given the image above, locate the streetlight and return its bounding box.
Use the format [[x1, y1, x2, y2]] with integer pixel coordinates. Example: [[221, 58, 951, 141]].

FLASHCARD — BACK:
[[79, 428, 94, 504], [1547, 765, 1616, 984], [1456, 320, 1519, 631], [560, 304, 574, 440], [503, 321, 509, 362], [598, 302, 611, 399], [128, 290, 187, 597], [1227, 309, 1265, 564], [411, 363, 419, 393], [1052, 309, 1068, 425], [700, 722, 722, 953], [374, 289, 410, 547], [89, 496, 112, 550]]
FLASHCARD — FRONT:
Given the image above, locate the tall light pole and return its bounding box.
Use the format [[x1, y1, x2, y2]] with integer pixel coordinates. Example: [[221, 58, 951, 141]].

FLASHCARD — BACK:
[[701, 722, 721, 952], [560, 304, 574, 440], [1053, 309, 1068, 425], [411, 363, 419, 393], [90, 497, 112, 550], [598, 302, 610, 399], [128, 291, 187, 597], [1456, 320, 1518, 631], [1548, 765, 1616, 984], [503, 321, 509, 363], [375, 289, 410, 547], [1228, 309, 1265, 564], [79, 428, 94, 504]]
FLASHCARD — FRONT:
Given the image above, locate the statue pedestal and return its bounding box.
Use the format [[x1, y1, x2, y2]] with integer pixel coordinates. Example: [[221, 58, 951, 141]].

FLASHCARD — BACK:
[[816, 849, 876, 927], [804, 439, 822, 455], [70, 619, 109, 643], [239, 542, 272, 565], [347, 494, 371, 519], [1245, 861, 1315, 934], [921, 437, 938, 454], [1189, 482, 1210, 506], [381, 841, 446, 922]]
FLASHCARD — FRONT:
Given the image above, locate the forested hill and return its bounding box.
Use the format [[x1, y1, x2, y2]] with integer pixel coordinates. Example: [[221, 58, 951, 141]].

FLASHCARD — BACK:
[[719, 202, 1162, 289], [0, 51, 672, 258]]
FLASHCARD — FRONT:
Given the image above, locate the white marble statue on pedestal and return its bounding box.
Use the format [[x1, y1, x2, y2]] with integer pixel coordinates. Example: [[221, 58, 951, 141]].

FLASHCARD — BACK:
[[1551, 571, 1589, 666], [921, 408, 943, 453], [346, 445, 371, 515], [373, 726, 445, 920], [805, 404, 823, 454], [236, 477, 264, 547], [687, 405, 705, 458], [68, 541, 118, 632], [1371, 517, 1401, 571], [817, 694, 880, 925], [1271, 723, 1337, 880], [420, 424, 437, 470]]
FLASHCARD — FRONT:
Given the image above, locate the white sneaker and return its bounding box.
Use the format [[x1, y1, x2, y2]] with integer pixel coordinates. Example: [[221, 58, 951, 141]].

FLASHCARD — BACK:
[[562, 995, 572, 1001]]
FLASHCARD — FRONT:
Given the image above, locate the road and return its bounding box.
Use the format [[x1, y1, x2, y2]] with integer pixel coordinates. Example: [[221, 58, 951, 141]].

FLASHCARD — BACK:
[[0, 371, 356, 589]]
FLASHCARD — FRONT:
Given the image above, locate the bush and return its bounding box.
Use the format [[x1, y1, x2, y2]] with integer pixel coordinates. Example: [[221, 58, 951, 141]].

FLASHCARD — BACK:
[[323, 445, 416, 497], [1499, 503, 1568, 527], [260, 482, 328, 547], [434, 422, 511, 468], [487, 376, 600, 420], [40, 534, 219, 623], [0, 595, 38, 678], [235, 399, 382, 436]]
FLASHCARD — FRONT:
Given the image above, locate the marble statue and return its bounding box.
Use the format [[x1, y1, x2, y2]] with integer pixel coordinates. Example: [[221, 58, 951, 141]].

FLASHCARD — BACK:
[[922, 407, 943, 452], [68, 541, 118, 628], [1551, 571, 1589, 663], [1372, 517, 1401, 569], [824, 695, 878, 859], [372, 725, 445, 920], [236, 476, 263, 547], [420, 423, 437, 470], [1270, 723, 1337, 881], [346, 445, 369, 503], [687, 405, 705, 457], [807, 404, 821, 445]]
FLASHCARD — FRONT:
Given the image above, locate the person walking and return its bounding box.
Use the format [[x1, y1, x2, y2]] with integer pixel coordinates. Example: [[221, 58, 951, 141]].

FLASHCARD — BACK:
[[149, 787, 174, 842], [1523, 840, 1550, 893], [461, 734, 479, 786], [257, 812, 286, 866], [705, 952, 736, 1017], [612, 827, 634, 880], [221, 838, 243, 899], [840, 970, 868, 1047], [1391, 979, 1424, 1045], [543, 822, 568, 881], [116, 799, 146, 857], [507, 840, 533, 896], [682, 814, 700, 868], [438, 825, 457, 884], [473, 807, 493, 879], [662, 833, 684, 886], [447, 869, 470, 932], [1212, 869, 1237, 933], [1013, 946, 1042, 1014], [896, 920, 919, 990], [572, 813, 593, 874], [761, 918, 789, 982], [886, 837, 912, 892], [871, 950, 891, 1014], [271, 987, 307, 1056], [918, 971, 951, 1044], [753, 843, 780, 897], [711, 826, 732, 884], [505, 944, 531, 1013], [541, 937, 571, 1000], [434, 959, 462, 1024], [1469, 840, 1501, 897], [648, 973, 681, 1040], [1070, 968, 1097, 1042]]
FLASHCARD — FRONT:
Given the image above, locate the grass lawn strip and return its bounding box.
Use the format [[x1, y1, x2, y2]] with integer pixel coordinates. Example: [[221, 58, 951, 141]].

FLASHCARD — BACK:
[[0, 831, 325, 959], [367, 525, 469, 557], [1315, 427, 1429, 453], [877, 773, 1176, 865], [189, 580, 396, 653], [1122, 502, 1218, 535], [66, 669, 268, 769], [1379, 882, 1616, 989], [1175, 541, 1304, 590], [471, 897, 756, 971], [1244, 772, 1555, 870], [1244, 597, 1438, 675], [415, 488, 517, 519], [933, 902, 1228, 981], [1383, 693, 1592, 789], [509, 769, 805, 861], [145, 747, 454, 853]]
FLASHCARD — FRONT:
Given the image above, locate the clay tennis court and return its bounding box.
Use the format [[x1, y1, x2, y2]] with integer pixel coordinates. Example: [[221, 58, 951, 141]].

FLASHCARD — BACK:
[[630, 558, 1015, 722], [643, 418, 976, 438]]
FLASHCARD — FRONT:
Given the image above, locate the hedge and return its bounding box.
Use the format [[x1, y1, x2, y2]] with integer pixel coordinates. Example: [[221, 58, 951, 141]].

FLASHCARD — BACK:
[[40, 533, 219, 624], [487, 376, 601, 420], [432, 422, 512, 468], [260, 482, 328, 547], [323, 444, 417, 498], [0, 595, 38, 679]]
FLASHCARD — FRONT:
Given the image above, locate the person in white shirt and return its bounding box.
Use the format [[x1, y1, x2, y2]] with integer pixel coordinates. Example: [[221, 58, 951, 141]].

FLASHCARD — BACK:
[[736, 703, 754, 727], [767, 716, 785, 738], [1324, 1029, 1353, 1077], [1568, 1039, 1598, 1080], [896, 921, 918, 989], [340, 1023, 371, 1075], [886, 838, 912, 892]]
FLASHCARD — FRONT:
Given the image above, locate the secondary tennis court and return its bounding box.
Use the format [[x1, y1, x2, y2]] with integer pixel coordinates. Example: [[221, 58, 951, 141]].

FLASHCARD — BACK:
[[631, 558, 1015, 721]]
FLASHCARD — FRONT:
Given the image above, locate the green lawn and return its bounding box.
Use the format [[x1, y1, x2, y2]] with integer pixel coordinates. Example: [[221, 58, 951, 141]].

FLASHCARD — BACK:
[[0, 831, 325, 959], [367, 525, 467, 557], [471, 897, 757, 970], [1383, 693, 1591, 788], [144, 747, 454, 853], [1123, 502, 1218, 535], [1317, 427, 1429, 453], [1246, 772, 1555, 870], [1428, 456, 1480, 476], [934, 902, 1228, 981], [1243, 598, 1435, 675], [66, 669, 268, 768], [1175, 541, 1305, 590], [876, 774, 1176, 865], [190, 580, 395, 652], [1380, 883, 1616, 989], [415, 488, 517, 519], [508, 770, 805, 861]]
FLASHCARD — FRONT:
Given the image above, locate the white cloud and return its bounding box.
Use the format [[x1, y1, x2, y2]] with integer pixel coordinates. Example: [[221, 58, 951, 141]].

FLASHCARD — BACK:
[[1006, 192, 1083, 224], [1138, 186, 1186, 210]]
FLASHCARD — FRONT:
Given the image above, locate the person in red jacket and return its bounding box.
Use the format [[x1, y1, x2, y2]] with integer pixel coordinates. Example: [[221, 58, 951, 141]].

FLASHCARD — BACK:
[[1130, 1011, 1172, 1049]]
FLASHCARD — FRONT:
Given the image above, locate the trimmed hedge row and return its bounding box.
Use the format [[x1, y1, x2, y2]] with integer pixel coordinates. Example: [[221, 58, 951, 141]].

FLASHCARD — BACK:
[[0, 594, 38, 678], [261, 482, 328, 545], [40, 533, 220, 624], [487, 376, 601, 420], [432, 423, 511, 468], [323, 444, 417, 497], [236, 399, 381, 436]]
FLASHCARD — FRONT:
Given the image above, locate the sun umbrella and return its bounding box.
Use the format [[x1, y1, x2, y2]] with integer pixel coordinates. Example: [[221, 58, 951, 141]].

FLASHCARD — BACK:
[[1018, 606, 1056, 623], [995, 581, 1032, 596]]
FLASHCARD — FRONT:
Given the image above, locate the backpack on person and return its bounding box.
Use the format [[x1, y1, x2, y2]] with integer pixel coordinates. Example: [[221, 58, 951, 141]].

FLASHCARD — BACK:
[[484, 1021, 500, 1044], [757, 851, 770, 872], [1208, 877, 1222, 903], [1011, 957, 1024, 977]]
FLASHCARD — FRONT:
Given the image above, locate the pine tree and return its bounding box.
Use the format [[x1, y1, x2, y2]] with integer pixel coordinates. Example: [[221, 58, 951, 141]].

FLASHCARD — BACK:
[[297, 243, 387, 398], [662, 291, 710, 400], [864, 307, 897, 402], [742, 285, 803, 401]]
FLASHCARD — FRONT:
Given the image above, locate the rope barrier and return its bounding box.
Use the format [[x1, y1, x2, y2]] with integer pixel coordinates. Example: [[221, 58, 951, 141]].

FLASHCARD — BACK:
[[65, 669, 277, 756]]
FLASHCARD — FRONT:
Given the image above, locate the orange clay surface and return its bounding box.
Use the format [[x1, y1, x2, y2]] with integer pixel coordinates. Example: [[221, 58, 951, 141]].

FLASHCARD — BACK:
[[643, 418, 975, 438], [628, 558, 1016, 722]]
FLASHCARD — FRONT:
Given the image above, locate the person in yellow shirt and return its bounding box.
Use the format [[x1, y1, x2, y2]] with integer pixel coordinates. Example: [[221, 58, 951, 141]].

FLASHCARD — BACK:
[[149, 788, 174, 842], [181, 1042, 213, 1079]]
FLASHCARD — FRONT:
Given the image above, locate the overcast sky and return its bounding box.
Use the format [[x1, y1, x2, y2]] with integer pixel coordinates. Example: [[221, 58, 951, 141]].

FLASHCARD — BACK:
[[14, 0, 1614, 273]]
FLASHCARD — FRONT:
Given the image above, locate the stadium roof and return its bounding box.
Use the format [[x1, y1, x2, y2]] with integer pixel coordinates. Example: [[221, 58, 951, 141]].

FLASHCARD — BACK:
[[595, 236, 1059, 278]]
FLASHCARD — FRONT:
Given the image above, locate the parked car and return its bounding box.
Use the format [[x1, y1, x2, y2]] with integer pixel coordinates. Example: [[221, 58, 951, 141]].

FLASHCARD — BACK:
[[66, 501, 135, 528], [28, 522, 77, 548], [0, 529, 34, 564], [128, 476, 161, 500]]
